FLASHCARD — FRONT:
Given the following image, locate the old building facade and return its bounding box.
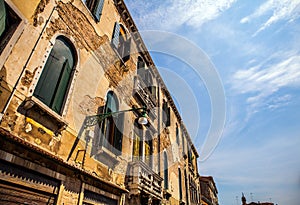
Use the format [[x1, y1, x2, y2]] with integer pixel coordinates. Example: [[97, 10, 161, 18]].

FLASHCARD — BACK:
[[0, 0, 202, 204], [200, 176, 219, 205]]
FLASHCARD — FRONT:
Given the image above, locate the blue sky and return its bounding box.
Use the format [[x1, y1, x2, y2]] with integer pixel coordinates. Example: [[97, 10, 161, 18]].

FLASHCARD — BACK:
[[124, 0, 300, 205]]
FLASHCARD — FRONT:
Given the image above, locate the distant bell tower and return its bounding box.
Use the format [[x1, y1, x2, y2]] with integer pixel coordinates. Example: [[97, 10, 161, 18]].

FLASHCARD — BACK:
[[241, 193, 247, 205]]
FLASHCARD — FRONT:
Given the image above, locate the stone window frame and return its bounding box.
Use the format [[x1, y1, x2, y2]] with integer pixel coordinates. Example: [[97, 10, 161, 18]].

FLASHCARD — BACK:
[[0, 0, 27, 69]]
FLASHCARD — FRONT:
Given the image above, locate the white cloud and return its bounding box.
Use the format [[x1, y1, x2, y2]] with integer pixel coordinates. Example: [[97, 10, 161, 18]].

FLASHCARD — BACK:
[[240, 0, 300, 36], [231, 51, 300, 110], [125, 0, 237, 31]]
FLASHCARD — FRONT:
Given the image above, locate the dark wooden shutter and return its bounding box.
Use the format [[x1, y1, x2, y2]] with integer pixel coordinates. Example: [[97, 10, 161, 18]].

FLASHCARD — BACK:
[[178, 168, 182, 200], [162, 102, 167, 125], [112, 22, 120, 48], [122, 38, 131, 62], [166, 107, 171, 127], [51, 59, 73, 113], [93, 0, 104, 22], [0, 0, 6, 37], [114, 113, 124, 155]]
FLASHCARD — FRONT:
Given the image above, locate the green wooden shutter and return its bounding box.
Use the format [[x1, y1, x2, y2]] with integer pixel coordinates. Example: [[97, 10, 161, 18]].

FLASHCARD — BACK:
[[0, 0, 6, 37], [112, 22, 120, 48], [93, 0, 104, 22], [113, 113, 124, 155], [51, 59, 72, 113], [34, 51, 62, 107]]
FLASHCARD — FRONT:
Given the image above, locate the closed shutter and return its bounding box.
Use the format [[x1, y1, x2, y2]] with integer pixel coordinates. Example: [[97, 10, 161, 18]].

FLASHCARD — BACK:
[[122, 38, 131, 62], [113, 112, 124, 155], [112, 22, 120, 48], [83, 190, 118, 205], [162, 102, 167, 125], [166, 107, 171, 127], [0, 0, 6, 37], [93, 0, 104, 22], [33, 37, 75, 114], [34, 50, 63, 107], [51, 59, 73, 113], [0, 161, 59, 205]]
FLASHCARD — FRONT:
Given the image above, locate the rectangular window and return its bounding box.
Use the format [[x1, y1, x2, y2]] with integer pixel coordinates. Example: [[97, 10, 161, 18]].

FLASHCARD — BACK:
[[162, 101, 171, 127], [83, 0, 104, 22], [0, 0, 21, 55]]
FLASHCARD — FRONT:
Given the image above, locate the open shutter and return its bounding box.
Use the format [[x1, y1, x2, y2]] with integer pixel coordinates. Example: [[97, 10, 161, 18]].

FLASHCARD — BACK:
[[114, 113, 124, 155], [93, 0, 104, 22], [0, 0, 6, 37], [112, 22, 120, 48], [122, 38, 131, 62], [51, 59, 72, 113]]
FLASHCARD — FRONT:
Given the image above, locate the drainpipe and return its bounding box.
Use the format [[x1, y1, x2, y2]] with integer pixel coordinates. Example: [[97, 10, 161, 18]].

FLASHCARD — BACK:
[[0, 6, 57, 122]]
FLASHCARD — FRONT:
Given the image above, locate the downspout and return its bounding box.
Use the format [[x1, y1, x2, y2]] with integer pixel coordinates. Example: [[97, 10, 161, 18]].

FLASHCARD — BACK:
[[157, 82, 161, 174], [0, 6, 57, 122]]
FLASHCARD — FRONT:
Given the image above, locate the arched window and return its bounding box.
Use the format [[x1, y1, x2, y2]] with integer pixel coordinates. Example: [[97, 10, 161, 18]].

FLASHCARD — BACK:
[[33, 36, 76, 114], [164, 151, 169, 189], [112, 22, 131, 62], [178, 168, 182, 200], [101, 91, 124, 155]]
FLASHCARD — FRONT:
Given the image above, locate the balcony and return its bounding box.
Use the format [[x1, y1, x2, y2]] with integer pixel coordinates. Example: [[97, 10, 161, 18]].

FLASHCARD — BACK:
[[133, 76, 157, 118], [127, 161, 162, 200]]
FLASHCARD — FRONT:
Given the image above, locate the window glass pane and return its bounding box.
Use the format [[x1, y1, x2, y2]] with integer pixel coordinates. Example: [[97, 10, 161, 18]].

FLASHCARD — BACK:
[[106, 92, 118, 112]]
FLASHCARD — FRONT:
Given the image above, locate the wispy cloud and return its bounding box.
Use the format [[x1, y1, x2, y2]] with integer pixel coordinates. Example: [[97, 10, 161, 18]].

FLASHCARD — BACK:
[[200, 135, 300, 204], [240, 0, 300, 36], [231, 51, 300, 114], [125, 0, 237, 31]]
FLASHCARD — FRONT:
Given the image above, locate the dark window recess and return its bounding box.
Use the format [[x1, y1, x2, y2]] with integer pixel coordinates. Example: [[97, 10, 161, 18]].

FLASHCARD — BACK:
[[33, 36, 75, 114], [178, 168, 182, 200], [162, 101, 170, 127], [84, 0, 104, 22], [164, 152, 168, 189], [100, 91, 124, 155], [176, 125, 180, 145], [0, 0, 21, 54], [137, 57, 146, 79], [111, 22, 131, 62]]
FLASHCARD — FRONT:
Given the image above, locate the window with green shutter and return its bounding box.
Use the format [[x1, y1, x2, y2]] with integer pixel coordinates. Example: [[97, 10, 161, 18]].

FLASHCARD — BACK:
[[0, 0, 21, 54], [0, 0, 6, 37], [111, 22, 131, 62], [33, 36, 75, 114], [83, 0, 105, 22]]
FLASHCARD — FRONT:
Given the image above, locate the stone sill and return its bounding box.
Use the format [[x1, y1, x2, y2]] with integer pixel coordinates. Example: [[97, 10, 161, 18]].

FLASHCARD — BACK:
[[19, 96, 68, 133]]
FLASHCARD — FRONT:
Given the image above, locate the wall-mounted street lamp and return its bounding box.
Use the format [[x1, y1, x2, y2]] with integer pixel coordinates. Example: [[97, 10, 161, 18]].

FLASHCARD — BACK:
[[67, 106, 148, 164], [83, 107, 148, 128]]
